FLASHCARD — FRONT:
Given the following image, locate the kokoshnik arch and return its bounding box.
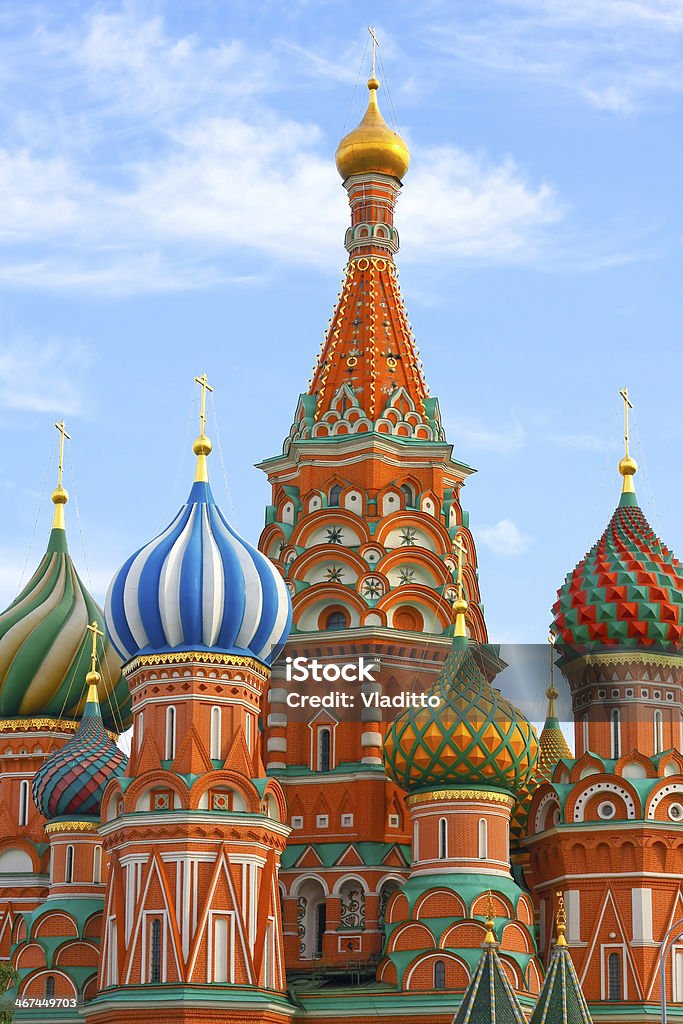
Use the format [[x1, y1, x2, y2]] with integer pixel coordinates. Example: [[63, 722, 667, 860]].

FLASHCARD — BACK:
[[1, 37, 683, 1024]]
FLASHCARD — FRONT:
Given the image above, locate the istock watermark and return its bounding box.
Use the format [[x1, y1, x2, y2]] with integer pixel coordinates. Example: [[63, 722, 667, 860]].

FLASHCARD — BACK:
[[282, 656, 441, 712], [285, 656, 380, 683]]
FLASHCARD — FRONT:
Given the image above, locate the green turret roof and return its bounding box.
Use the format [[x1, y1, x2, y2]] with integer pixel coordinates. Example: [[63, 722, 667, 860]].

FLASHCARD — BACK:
[[453, 942, 526, 1024], [529, 943, 593, 1024], [0, 525, 131, 732]]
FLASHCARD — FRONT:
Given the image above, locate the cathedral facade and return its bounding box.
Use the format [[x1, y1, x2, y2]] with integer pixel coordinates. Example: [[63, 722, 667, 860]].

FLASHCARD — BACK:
[[0, 66, 682, 1024]]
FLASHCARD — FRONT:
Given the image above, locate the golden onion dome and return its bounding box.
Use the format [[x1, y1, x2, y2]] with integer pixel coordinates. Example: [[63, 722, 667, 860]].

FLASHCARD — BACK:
[[335, 77, 410, 181]]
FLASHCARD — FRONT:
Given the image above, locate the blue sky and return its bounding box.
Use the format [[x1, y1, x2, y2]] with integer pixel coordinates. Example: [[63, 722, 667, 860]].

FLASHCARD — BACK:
[[1, 0, 682, 653]]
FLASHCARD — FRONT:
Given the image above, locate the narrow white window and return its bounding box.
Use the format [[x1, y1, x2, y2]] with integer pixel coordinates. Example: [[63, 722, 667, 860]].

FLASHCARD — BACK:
[[213, 917, 228, 983], [478, 817, 488, 859], [317, 727, 331, 771], [611, 709, 621, 759], [414, 820, 419, 861], [65, 844, 74, 884], [165, 706, 176, 760], [438, 817, 448, 859], [138, 713, 144, 750], [264, 921, 273, 988], [582, 715, 589, 754], [655, 711, 664, 755], [93, 845, 102, 884], [245, 713, 252, 752], [18, 780, 29, 826], [210, 706, 221, 760], [107, 919, 118, 985]]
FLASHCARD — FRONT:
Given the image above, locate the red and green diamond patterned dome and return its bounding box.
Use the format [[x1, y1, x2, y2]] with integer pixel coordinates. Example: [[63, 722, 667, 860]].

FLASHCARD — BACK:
[[33, 652, 127, 821], [552, 468, 683, 654], [384, 621, 538, 796]]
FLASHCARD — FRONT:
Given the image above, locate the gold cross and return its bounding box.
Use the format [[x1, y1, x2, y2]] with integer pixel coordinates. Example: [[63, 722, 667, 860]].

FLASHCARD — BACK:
[[86, 620, 104, 676], [618, 386, 633, 458], [452, 533, 468, 602], [368, 26, 380, 78], [54, 420, 71, 491], [194, 373, 214, 438]]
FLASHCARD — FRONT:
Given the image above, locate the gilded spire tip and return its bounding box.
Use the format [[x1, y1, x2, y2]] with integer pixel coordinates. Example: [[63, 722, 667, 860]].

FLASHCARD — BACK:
[[555, 890, 568, 947], [452, 533, 469, 638], [193, 373, 214, 483], [51, 420, 71, 530], [85, 620, 104, 705], [546, 631, 559, 717], [618, 386, 637, 495], [483, 889, 497, 945]]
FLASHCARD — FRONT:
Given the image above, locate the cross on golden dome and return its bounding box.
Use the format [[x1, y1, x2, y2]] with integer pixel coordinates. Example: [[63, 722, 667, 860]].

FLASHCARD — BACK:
[[555, 890, 568, 947], [193, 373, 214, 482], [51, 419, 71, 530], [452, 533, 468, 638], [85, 619, 104, 703], [618, 386, 637, 494]]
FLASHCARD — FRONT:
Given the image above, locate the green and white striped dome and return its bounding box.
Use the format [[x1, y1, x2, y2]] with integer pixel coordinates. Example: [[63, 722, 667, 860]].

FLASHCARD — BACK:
[[0, 525, 131, 733]]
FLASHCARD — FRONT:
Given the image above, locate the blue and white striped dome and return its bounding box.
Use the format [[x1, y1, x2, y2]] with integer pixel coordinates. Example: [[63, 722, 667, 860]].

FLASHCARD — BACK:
[[105, 480, 292, 666]]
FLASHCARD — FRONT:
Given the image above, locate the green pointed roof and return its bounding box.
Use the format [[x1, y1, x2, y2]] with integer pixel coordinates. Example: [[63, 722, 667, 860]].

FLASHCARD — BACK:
[[384, 636, 538, 795], [0, 526, 131, 733], [529, 944, 593, 1024], [453, 943, 526, 1024]]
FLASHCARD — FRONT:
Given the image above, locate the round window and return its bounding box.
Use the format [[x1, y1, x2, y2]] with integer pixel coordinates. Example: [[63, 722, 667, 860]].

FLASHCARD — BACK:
[[626, 689, 634, 698], [552, 809, 561, 826], [668, 803, 683, 821], [597, 801, 616, 820]]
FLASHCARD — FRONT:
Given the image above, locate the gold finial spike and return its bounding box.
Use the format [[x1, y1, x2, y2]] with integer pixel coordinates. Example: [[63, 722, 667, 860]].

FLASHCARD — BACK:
[[368, 26, 380, 80], [51, 420, 71, 530], [85, 620, 103, 704], [547, 631, 559, 717], [618, 386, 637, 493], [555, 890, 568, 947], [483, 889, 497, 945], [192, 373, 214, 483], [451, 533, 469, 638]]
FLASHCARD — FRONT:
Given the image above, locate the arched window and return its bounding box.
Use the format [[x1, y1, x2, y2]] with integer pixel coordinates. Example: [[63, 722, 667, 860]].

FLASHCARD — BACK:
[[318, 728, 331, 772], [138, 712, 144, 750], [329, 484, 342, 507], [93, 845, 102, 884], [611, 709, 621, 760], [165, 706, 176, 761], [608, 951, 622, 1000], [325, 610, 347, 631], [18, 779, 29, 826], [401, 484, 415, 508], [438, 818, 448, 859], [210, 706, 221, 760], [434, 959, 446, 990], [478, 818, 488, 860], [150, 918, 162, 983], [45, 976, 55, 998], [65, 845, 74, 884], [655, 711, 664, 755]]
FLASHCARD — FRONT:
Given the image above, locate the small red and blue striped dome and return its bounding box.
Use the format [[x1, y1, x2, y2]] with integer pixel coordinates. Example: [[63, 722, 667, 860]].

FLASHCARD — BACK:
[[33, 691, 127, 820], [105, 481, 292, 666]]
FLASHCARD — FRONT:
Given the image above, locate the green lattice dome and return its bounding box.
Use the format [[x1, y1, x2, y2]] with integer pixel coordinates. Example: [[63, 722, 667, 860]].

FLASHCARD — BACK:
[[384, 636, 538, 795]]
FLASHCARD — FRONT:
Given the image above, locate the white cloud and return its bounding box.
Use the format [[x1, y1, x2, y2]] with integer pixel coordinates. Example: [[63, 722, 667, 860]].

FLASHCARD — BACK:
[[447, 415, 526, 454], [0, 339, 91, 415], [478, 518, 531, 556], [426, 0, 683, 112], [546, 432, 606, 450], [0, 7, 566, 293]]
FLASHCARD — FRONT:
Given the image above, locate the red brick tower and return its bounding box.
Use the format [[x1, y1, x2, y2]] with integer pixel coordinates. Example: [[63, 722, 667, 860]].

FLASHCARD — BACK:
[[257, 73, 490, 975], [87, 380, 294, 1024], [527, 394, 683, 1017]]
